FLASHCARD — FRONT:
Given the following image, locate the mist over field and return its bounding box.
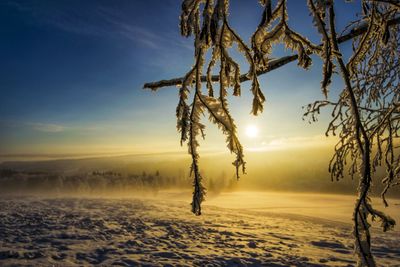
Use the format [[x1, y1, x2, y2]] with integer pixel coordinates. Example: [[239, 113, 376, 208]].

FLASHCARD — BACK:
[[1, 147, 399, 198]]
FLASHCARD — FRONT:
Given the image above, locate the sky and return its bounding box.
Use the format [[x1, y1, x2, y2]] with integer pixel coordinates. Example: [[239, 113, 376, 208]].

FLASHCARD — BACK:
[[0, 0, 360, 161]]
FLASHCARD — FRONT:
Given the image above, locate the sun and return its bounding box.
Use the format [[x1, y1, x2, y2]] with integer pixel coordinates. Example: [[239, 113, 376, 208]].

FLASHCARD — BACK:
[[245, 125, 258, 138]]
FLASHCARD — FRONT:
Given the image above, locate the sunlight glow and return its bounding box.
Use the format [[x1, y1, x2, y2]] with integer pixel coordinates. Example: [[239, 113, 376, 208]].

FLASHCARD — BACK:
[[245, 125, 258, 138]]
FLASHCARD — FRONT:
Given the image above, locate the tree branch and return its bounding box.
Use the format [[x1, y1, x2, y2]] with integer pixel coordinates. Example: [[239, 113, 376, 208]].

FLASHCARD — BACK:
[[143, 16, 400, 91]]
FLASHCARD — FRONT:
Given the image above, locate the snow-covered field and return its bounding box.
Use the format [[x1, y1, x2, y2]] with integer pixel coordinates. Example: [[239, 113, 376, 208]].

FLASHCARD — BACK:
[[0, 192, 399, 266]]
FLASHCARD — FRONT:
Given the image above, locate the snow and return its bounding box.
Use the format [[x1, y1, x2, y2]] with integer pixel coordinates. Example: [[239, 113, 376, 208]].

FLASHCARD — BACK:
[[0, 192, 399, 266]]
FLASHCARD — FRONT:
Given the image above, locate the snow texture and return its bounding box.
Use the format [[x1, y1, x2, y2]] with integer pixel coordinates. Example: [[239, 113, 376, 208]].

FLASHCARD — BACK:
[[0, 193, 399, 266]]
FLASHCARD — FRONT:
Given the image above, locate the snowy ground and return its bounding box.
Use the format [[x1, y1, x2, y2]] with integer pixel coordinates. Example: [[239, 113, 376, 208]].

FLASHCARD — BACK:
[[0, 192, 399, 266]]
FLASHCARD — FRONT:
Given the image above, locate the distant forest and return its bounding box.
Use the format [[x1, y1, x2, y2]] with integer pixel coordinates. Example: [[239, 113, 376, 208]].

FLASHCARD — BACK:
[[0, 169, 236, 196], [1, 150, 399, 198]]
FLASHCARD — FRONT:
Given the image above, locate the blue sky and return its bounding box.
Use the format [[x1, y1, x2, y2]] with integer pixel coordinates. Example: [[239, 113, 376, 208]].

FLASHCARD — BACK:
[[0, 0, 359, 159]]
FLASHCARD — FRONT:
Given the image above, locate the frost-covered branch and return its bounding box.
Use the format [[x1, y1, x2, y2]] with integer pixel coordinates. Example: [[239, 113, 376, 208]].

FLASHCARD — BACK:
[[143, 16, 400, 91]]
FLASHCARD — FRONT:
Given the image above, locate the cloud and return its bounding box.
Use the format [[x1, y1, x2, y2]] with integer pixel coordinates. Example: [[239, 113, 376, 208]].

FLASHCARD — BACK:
[[0, 120, 66, 133], [27, 123, 66, 133], [4, 1, 188, 51], [0, 119, 117, 134], [100, 15, 161, 49], [95, 7, 184, 50], [248, 135, 337, 152]]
